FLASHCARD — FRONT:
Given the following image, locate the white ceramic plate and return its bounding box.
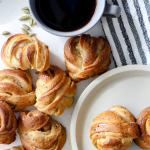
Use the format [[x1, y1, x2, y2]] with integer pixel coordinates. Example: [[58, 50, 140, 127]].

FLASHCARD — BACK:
[[71, 65, 150, 150]]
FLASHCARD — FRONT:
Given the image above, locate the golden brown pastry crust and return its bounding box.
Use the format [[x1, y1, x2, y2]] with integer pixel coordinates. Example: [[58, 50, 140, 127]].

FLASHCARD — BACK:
[[64, 34, 111, 82], [0, 100, 17, 144], [35, 64, 77, 116], [0, 66, 36, 111], [18, 110, 66, 150], [1, 34, 50, 71], [90, 106, 140, 150], [5, 146, 25, 150], [134, 107, 150, 149]]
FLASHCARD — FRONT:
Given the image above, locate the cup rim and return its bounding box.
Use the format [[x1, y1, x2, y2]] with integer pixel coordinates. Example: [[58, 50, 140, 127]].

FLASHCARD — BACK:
[[28, 0, 105, 37]]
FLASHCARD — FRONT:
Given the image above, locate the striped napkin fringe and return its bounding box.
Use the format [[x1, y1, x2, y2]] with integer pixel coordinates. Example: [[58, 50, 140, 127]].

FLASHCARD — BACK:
[[101, 0, 150, 67]]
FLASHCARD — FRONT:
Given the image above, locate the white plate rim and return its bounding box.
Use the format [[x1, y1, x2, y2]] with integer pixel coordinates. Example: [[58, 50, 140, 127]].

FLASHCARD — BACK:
[[70, 65, 150, 150]]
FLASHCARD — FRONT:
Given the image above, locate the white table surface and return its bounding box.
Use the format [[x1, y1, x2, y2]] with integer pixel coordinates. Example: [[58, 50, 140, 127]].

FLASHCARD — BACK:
[[0, 0, 115, 149]]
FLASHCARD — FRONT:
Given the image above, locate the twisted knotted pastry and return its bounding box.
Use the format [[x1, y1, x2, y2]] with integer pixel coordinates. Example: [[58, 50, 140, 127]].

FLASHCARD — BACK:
[[90, 106, 140, 150], [1, 34, 50, 71], [0, 100, 17, 144], [5, 146, 25, 150], [134, 107, 150, 149], [0, 66, 36, 111], [64, 34, 111, 82], [35, 64, 77, 116], [18, 110, 66, 150]]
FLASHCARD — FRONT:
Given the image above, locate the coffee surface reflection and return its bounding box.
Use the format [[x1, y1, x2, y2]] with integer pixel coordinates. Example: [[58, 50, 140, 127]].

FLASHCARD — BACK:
[[36, 0, 96, 32]]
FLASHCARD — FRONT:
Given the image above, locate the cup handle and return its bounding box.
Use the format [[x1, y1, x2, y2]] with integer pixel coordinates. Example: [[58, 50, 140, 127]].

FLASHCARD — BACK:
[[103, 3, 121, 18]]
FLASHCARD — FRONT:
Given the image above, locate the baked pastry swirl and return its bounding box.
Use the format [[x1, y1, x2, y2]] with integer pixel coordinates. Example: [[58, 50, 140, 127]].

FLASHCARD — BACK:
[[5, 146, 25, 150], [134, 107, 150, 149], [18, 110, 66, 150], [0, 66, 36, 111], [35, 64, 77, 116], [0, 100, 17, 144], [1, 34, 50, 71], [90, 106, 140, 150], [64, 34, 111, 82]]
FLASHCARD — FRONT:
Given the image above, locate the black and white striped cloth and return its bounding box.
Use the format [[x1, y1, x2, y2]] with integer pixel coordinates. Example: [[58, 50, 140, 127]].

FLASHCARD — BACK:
[[101, 0, 150, 66]]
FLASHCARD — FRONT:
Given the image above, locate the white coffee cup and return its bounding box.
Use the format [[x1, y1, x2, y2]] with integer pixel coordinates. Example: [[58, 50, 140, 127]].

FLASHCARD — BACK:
[[29, 0, 121, 37]]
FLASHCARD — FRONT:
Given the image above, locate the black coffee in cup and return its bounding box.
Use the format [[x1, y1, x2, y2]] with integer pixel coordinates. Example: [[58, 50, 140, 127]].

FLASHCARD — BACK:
[[35, 0, 96, 32]]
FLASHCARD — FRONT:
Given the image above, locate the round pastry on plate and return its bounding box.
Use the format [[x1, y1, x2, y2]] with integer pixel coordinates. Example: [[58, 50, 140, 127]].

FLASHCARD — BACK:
[[35, 64, 77, 116], [0, 66, 36, 111], [5, 146, 25, 150], [90, 106, 140, 150], [18, 110, 66, 150], [134, 107, 150, 149], [64, 34, 111, 82], [0, 100, 17, 144], [1, 34, 50, 71]]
